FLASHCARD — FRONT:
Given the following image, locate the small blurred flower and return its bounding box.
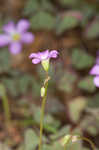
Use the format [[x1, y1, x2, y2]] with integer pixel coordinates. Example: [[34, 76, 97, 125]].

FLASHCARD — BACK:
[[29, 50, 58, 64], [29, 49, 58, 71], [90, 53, 99, 87], [90, 64, 99, 87], [0, 19, 34, 54]]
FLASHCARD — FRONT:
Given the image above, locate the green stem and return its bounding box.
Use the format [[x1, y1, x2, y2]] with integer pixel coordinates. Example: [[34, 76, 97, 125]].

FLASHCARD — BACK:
[[38, 75, 49, 150], [78, 137, 95, 150], [2, 95, 11, 126]]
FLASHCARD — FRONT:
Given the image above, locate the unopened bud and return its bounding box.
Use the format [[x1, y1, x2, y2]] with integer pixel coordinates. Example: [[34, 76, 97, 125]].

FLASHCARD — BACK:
[[60, 135, 71, 146], [41, 87, 45, 97]]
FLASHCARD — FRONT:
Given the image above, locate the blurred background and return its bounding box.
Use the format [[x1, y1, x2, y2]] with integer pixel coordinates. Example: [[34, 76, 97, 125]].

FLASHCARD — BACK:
[[0, 0, 99, 150]]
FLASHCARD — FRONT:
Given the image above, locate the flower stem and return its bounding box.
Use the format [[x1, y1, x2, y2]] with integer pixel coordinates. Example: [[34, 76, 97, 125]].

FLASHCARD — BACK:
[[38, 75, 50, 150], [2, 94, 11, 126], [78, 137, 95, 150]]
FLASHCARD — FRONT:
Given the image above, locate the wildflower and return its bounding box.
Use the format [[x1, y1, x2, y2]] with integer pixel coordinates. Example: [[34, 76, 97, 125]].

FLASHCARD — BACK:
[[0, 19, 34, 54], [29, 50, 58, 71]]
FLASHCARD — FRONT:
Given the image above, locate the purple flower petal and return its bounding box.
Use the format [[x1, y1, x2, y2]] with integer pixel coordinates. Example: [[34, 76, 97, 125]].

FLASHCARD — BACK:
[[94, 76, 99, 87], [29, 49, 59, 65], [90, 65, 99, 75], [21, 32, 34, 43], [29, 53, 38, 59], [49, 50, 58, 58], [32, 58, 41, 64], [3, 22, 16, 34], [39, 50, 49, 60], [17, 19, 30, 33], [0, 34, 11, 46], [9, 42, 22, 54]]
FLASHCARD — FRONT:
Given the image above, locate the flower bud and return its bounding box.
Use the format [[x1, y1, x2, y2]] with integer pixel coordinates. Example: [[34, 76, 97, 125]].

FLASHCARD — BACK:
[[60, 135, 71, 146], [41, 87, 45, 97]]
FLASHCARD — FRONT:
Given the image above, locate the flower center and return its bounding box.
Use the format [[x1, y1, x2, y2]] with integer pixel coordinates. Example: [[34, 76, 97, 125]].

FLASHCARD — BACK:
[[12, 34, 20, 41], [41, 55, 48, 60]]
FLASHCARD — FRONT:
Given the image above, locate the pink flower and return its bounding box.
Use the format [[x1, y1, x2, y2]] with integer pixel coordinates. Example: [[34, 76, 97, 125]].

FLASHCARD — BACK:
[[29, 49, 58, 64], [0, 19, 34, 54]]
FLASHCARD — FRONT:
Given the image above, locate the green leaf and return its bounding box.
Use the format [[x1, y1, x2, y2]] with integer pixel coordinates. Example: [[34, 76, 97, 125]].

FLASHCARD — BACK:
[[18, 75, 31, 94], [81, 115, 98, 136], [58, 71, 77, 93], [78, 76, 96, 92], [23, 0, 54, 16], [56, 16, 79, 34], [50, 126, 70, 140], [2, 79, 18, 97], [2, 74, 40, 97], [30, 11, 55, 30], [24, 129, 39, 150], [52, 142, 63, 150], [81, 5, 96, 26], [68, 97, 87, 123], [30, 104, 60, 133], [41, 0, 54, 12], [86, 126, 97, 135], [44, 114, 61, 131], [23, 0, 40, 15], [72, 49, 94, 69], [59, 0, 79, 7], [85, 19, 99, 39], [88, 94, 99, 108]]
